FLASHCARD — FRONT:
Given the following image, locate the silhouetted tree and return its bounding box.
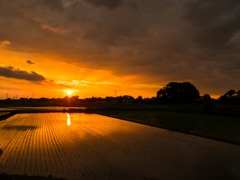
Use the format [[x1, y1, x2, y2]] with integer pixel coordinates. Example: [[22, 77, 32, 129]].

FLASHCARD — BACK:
[[121, 95, 134, 103], [203, 94, 214, 114], [219, 89, 240, 104], [237, 90, 240, 97], [156, 82, 200, 103], [203, 94, 211, 101], [135, 96, 143, 103], [225, 90, 235, 98]]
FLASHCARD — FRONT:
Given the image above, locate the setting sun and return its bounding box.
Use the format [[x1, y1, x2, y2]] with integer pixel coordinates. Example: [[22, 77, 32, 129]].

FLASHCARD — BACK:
[[66, 89, 72, 96]]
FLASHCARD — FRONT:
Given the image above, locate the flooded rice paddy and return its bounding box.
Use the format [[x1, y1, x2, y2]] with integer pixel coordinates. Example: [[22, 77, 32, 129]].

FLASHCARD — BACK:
[[0, 113, 240, 179]]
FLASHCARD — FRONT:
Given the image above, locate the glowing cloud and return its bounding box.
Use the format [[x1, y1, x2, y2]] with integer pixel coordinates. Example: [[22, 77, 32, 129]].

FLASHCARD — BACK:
[[0, 41, 11, 47]]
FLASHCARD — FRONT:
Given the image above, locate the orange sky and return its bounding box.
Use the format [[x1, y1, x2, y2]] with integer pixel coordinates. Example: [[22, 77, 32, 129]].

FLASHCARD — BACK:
[[0, 0, 238, 99], [0, 48, 222, 99], [0, 49, 162, 99]]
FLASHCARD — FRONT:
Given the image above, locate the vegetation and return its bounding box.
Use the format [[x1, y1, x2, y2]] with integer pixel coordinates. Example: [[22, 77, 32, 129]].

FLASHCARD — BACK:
[[0, 112, 16, 121], [156, 82, 200, 103], [0, 173, 63, 180], [0, 81, 239, 117], [219, 89, 240, 104]]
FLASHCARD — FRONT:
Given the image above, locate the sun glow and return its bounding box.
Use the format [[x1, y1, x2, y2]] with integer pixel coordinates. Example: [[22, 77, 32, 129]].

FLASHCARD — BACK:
[[67, 113, 71, 126], [66, 89, 72, 96]]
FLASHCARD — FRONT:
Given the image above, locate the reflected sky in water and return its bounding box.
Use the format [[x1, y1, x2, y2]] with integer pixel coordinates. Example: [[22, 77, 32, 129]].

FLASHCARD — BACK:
[[0, 113, 240, 179]]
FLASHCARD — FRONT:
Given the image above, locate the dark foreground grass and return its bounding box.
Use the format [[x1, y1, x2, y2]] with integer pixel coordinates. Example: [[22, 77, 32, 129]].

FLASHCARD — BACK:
[[0, 173, 64, 180], [0, 112, 16, 121], [95, 109, 240, 145]]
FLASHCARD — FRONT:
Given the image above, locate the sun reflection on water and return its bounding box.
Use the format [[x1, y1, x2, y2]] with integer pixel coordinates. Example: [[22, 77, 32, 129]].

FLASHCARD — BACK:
[[67, 113, 71, 126]]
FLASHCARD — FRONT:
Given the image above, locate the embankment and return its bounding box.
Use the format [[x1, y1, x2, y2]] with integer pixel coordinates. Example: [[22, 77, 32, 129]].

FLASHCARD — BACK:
[[0, 112, 16, 121]]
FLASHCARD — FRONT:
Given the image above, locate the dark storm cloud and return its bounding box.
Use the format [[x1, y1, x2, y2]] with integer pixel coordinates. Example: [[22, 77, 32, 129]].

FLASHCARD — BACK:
[[26, 60, 35, 65], [0, 66, 45, 82], [84, 0, 123, 9], [0, 0, 239, 94], [41, 0, 63, 10], [184, 0, 240, 50]]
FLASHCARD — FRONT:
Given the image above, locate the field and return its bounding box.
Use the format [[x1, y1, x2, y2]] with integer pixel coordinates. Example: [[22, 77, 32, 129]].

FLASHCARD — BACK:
[[0, 113, 240, 179], [96, 109, 240, 144]]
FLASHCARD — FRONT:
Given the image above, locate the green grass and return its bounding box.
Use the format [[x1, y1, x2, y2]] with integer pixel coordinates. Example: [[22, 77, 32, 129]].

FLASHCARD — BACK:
[[96, 110, 240, 144]]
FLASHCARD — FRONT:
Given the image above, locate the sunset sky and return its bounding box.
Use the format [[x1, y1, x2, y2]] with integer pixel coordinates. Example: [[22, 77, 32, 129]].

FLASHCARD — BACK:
[[0, 0, 239, 99]]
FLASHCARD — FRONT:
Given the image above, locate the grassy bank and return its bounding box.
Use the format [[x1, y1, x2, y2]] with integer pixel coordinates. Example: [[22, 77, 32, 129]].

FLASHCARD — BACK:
[[0, 112, 16, 121], [0, 173, 64, 180], [95, 109, 240, 145]]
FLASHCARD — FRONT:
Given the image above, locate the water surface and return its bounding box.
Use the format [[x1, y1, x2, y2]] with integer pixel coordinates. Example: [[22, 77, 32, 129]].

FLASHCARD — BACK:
[[0, 113, 240, 179]]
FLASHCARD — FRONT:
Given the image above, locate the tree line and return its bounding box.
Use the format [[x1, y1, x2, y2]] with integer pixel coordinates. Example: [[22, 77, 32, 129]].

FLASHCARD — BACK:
[[0, 82, 239, 106]]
